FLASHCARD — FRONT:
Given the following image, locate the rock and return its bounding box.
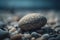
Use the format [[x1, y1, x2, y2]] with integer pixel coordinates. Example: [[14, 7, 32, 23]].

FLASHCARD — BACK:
[[48, 37, 56, 40], [11, 34, 23, 40], [41, 27, 54, 34], [22, 37, 29, 40], [10, 22, 19, 27], [36, 37, 41, 40], [31, 32, 41, 38], [54, 24, 60, 32], [7, 16, 20, 22], [0, 21, 6, 29], [7, 26, 13, 30], [54, 24, 60, 34], [0, 29, 9, 40], [7, 25, 21, 33], [31, 37, 36, 40], [54, 27, 60, 33], [8, 25, 21, 36], [12, 16, 20, 21], [55, 24, 60, 28], [23, 33, 31, 38], [9, 27, 16, 33], [50, 34, 58, 38], [40, 34, 50, 40], [56, 35, 60, 40], [18, 13, 47, 31], [36, 30, 44, 34], [10, 31, 19, 36]]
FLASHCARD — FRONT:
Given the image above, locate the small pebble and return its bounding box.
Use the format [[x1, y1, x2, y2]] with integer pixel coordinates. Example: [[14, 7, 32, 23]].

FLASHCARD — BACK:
[[9, 27, 16, 33], [36, 37, 41, 40], [56, 34, 60, 40], [23, 33, 31, 38], [31, 37, 36, 40], [22, 37, 29, 40], [48, 37, 56, 40], [11, 34, 22, 40], [10, 22, 19, 27], [31, 32, 41, 38], [41, 27, 54, 34], [10, 31, 19, 36], [12, 16, 20, 21], [40, 34, 50, 40]]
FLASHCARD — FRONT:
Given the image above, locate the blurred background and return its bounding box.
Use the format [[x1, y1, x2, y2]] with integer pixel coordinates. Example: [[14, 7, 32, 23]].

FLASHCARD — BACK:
[[0, 0, 60, 23]]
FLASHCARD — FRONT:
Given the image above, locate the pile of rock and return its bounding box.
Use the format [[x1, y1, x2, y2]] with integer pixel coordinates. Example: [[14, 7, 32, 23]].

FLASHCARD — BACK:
[[0, 13, 60, 40]]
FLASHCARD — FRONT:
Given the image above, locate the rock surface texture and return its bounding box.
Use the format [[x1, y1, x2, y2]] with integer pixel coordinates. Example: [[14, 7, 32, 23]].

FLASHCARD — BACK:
[[19, 13, 47, 31]]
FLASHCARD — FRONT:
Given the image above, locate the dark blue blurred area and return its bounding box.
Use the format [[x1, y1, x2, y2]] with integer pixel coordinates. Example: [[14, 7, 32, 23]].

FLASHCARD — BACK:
[[0, 0, 60, 10]]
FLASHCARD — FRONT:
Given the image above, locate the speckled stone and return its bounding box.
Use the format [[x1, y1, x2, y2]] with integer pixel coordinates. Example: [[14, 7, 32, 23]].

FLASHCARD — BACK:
[[18, 13, 47, 31]]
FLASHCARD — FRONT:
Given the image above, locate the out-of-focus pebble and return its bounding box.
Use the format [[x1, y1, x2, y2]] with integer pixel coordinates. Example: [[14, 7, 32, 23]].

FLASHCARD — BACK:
[[22, 37, 30, 40], [41, 26, 55, 34], [36, 37, 41, 40], [3, 38, 10, 40], [7, 16, 20, 22], [10, 22, 19, 27], [7, 26, 13, 30], [9, 27, 16, 33], [48, 37, 56, 40], [12, 16, 20, 21], [55, 34, 60, 40], [10, 31, 19, 36], [23, 33, 31, 38], [0, 21, 6, 30], [31, 32, 41, 38], [31, 37, 36, 40], [40, 34, 50, 40], [11, 34, 23, 40]]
